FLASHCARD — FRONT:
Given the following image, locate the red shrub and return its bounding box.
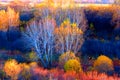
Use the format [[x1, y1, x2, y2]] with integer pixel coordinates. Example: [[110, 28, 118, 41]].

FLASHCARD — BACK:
[[63, 71, 77, 80], [32, 66, 120, 80], [32, 67, 48, 77]]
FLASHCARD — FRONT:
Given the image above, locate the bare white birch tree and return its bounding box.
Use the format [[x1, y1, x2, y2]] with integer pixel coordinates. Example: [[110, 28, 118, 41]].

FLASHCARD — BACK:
[[23, 18, 56, 68]]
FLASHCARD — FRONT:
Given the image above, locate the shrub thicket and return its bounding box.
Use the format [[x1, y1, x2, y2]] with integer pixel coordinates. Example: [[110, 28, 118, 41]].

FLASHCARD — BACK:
[[59, 51, 79, 68], [64, 59, 82, 72], [94, 55, 114, 73]]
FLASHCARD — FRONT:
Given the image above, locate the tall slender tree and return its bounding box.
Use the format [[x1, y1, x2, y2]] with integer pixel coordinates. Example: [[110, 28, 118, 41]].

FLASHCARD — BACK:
[[54, 8, 87, 54], [23, 18, 56, 68]]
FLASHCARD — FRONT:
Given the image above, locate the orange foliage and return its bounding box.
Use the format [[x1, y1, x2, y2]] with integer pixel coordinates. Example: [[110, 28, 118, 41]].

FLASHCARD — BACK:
[[43, 0, 75, 8], [3, 59, 22, 80], [79, 71, 119, 80], [32, 66, 120, 80], [86, 5, 120, 28], [63, 71, 77, 80], [85, 5, 117, 14], [49, 68, 64, 79], [94, 55, 114, 73], [7, 7, 20, 27], [54, 19, 84, 54], [0, 7, 19, 31], [55, 19, 83, 36], [33, 67, 48, 77], [0, 10, 8, 31], [59, 51, 79, 68]]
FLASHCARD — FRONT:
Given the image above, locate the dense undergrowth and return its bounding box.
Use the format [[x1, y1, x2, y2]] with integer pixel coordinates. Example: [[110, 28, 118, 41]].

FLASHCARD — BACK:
[[0, 4, 119, 79]]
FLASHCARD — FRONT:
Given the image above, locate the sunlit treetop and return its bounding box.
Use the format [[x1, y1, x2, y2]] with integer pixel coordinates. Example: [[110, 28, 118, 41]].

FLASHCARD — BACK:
[[0, 7, 19, 31], [55, 20, 82, 39]]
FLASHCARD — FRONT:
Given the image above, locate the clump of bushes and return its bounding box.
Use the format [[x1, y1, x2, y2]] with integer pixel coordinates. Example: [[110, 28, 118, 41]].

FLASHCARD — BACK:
[[94, 55, 114, 73], [59, 51, 79, 68], [64, 59, 82, 73], [25, 51, 39, 62], [0, 7, 20, 31], [18, 62, 38, 79], [2, 59, 120, 80], [3, 59, 22, 80], [3, 59, 38, 80], [32, 67, 120, 80]]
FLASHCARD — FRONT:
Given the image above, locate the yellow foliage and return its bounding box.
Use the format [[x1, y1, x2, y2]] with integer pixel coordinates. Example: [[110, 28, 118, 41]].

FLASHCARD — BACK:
[[20, 62, 38, 71], [7, 7, 20, 27], [55, 19, 83, 36], [3, 59, 38, 80], [19, 62, 38, 79], [29, 51, 38, 61], [29, 62, 38, 68], [61, 19, 70, 26], [3, 59, 22, 80], [19, 63, 31, 80], [64, 59, 82, 73], [59, 51, 79, 68], [20, 63, 30, 71], [43, 0, 75, 8], [71, 23, 77, 27], [0, 10, 8, 31], [0, 7, 19, 31], [94, 55, 114, 73], [86, 5, 117, 13]]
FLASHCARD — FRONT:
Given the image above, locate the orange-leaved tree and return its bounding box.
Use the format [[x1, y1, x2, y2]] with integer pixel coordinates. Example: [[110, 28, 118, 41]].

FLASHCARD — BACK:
[[0, 7, 19, 31], [3, 59, 22, 80], [55, 19, 85, 54], [7, 7, 20, 27]]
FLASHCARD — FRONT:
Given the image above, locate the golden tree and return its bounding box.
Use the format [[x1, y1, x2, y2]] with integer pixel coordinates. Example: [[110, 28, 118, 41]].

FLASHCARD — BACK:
[[59, 51, 80, 68], [64, 59, 82, 72], [19, 63, 31, 80], [0, 7, 19, 31], [55, 18, 85, 54], [7, 7, 20, 27], [3, 59, 22, 80], [0, 10, 8, 31], [94, 55, 114, 73], [53, 8, 87, 55]]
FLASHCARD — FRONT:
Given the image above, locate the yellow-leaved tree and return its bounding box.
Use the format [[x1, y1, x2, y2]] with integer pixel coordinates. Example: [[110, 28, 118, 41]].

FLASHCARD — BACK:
[[64, 59, 82, 73], [55, 19, 84, 54], [0, 7, 19, 31], [7, 7, 20, 27], [0, 10, 8, 30], [94, 55, 114, 73], [3, 59, 22, 80], [59, 51, 79, 68]]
